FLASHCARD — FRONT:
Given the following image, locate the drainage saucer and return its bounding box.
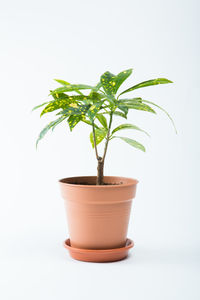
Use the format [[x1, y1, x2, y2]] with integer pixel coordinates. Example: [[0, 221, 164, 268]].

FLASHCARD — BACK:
[[63, 238, 134, 262]]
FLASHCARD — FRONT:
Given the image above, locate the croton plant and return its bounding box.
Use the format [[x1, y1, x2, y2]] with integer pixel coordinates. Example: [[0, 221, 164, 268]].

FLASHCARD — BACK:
[[33, 69, 175, 185]]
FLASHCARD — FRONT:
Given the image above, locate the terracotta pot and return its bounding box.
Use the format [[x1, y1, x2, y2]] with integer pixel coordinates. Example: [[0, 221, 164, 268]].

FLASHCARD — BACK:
[[59, 176, 138, 250]]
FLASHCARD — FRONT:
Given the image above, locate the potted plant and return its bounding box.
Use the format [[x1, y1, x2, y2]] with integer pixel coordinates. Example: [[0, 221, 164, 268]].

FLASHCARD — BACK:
[[33, 68, 175, 262]]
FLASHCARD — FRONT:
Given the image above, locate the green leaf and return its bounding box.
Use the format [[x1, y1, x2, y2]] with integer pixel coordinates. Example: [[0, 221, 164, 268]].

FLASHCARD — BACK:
[[90, 128, 107, 148], [119, 78, 173, 96], [114, 69, 132, 93], [32, 102, 48, 111], [100, 71, 116, 96], [82, 119, 99, 129], [118, 97, 142, 103], [92, 82, 102, 92], [113, 111, 127, 119], [96, 114, 108, 128], [67, 115, 82, 131], [51, 116, 67, 131], [111, 123, 149, 136], [54, 79, 70, 85], [51, 84, 94, 94], [122, 102, 156, 113], [36, 116, 66, 147], [87, 101, 104, 121], [114, 136, 145, 152], [142, 100, 177, 133], [118, 105, 129, 115], [102, 111, 127, 119], [104, 94, 116, 105]]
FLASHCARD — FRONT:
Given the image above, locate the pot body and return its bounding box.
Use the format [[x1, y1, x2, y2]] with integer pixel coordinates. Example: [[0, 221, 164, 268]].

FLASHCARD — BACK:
[[59, 176, 138, 250]]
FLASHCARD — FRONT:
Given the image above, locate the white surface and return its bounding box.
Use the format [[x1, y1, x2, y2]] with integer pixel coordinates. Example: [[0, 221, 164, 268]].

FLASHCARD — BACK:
[[0, 0, 200, 299]]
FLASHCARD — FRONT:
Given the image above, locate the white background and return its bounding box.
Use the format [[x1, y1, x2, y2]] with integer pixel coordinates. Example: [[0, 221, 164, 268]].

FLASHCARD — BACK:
[[0, 0, 199, 299]]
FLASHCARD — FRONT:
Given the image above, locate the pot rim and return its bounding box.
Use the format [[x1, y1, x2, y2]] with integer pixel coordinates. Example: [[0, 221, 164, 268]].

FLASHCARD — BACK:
[[59, 176, 138, 188]]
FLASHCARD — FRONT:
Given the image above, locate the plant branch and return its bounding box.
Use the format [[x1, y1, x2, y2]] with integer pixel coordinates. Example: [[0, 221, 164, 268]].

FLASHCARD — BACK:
[[102, 111, 113, 163]]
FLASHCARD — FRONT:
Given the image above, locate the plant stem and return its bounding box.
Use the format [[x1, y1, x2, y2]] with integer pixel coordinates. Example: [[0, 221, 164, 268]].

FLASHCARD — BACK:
[[92, 122, 104, 185], [93, 112, 113, 185], [97, 157, 104, 185]]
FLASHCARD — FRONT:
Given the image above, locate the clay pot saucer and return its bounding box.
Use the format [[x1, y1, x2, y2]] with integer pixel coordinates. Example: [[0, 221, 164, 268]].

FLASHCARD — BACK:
[[63, 238, 134, 262]]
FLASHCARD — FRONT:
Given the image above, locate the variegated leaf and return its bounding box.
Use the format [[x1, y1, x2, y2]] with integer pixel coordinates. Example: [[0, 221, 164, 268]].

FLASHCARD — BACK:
[[67, 95, 89, 101], [40, 98, 72, 116], [51, 92, 69, 100], [100, 69, 133, 96], [87, 102, 104, 121], [90, 128, 107, 148], [59, 104, 90, 117], [100, 71, 116, 96], [67, 115, 82, 131]]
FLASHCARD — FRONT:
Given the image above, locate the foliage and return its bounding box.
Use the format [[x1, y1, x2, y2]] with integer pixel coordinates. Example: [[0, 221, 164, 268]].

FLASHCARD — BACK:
[[33, 69, 175, 155]]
